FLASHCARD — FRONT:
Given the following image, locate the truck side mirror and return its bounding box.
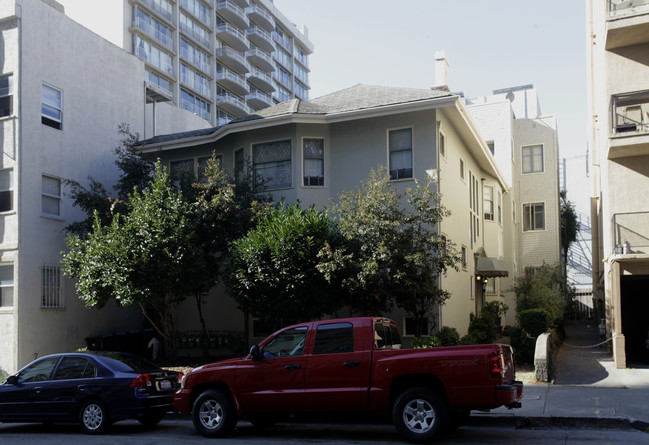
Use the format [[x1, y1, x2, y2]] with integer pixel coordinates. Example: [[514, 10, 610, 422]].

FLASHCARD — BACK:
[[249, 344, 262, 361]]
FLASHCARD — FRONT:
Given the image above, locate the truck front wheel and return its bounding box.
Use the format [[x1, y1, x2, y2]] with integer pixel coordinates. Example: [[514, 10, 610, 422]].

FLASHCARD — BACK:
[[392, 387, 448, 443], [192, 389, 237, 438]]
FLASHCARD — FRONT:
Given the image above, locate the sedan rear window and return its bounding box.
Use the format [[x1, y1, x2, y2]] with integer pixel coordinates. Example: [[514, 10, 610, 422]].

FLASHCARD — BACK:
[[93, 353, 159, 373]]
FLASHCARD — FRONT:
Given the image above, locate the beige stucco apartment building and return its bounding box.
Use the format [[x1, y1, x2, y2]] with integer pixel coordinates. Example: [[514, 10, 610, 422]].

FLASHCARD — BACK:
[[587, 0, 649, 368]]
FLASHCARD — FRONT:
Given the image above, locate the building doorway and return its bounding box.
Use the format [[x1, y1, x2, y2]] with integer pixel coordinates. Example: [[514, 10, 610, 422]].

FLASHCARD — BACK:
[[620, 275, 649, 365]]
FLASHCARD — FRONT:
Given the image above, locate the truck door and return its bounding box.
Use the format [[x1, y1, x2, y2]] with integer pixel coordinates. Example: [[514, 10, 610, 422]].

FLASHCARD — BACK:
[[235, 326, 308, 413], [304, 322, 370, 412]]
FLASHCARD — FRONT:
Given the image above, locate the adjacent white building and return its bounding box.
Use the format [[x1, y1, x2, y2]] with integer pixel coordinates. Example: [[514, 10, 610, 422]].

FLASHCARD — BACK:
[[0, 0, 210, 376]]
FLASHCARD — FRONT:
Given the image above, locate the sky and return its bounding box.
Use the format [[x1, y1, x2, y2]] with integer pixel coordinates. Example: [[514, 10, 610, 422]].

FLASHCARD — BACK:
[[58, 0, 587, 157]]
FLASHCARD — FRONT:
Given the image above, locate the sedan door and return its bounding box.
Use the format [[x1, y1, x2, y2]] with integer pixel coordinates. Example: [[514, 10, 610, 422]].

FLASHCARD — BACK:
[[0, 356, 60, 421], [39, 356, 98, 420]]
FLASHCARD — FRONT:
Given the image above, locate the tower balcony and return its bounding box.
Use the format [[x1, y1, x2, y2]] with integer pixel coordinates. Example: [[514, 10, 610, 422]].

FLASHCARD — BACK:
[[246, 90, 274, 110], [245, 47, 274, 72], [606, 0, 649, 49], [215, 0, 250, 30], [215, 23, 249, 52], [216, 67, 249, 97], [246, 4, 275, 32], [246, 26, 275, 53], [215, 46, 250, 73], [216, 92, 251, 117], [246, 67, 275, 93], [609, 90, 649, 158]]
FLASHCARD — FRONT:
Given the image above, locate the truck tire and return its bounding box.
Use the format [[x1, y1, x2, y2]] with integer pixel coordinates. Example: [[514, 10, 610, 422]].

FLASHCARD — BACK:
[[192, 389, 237, 438], [392, 387, 448, 443]]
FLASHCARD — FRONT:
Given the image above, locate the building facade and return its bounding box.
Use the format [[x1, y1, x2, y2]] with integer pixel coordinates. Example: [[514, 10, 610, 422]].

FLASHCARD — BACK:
[[123, 0, 314, 127], [0, 0, 210, 375], [465, 85, 561, 326], [135, 84, 511, 346], [587, 0, 649, 367]]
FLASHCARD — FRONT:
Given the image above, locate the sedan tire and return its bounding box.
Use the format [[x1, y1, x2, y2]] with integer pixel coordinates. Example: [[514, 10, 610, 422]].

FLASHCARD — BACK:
[[79, 399, 110, 435]]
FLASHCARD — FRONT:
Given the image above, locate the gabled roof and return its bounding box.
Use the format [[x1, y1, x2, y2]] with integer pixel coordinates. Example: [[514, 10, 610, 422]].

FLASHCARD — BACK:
[[137, 84, 454, 146]]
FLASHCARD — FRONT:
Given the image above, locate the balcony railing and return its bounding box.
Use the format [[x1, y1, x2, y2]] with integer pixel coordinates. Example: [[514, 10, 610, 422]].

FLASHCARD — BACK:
[[613, 211, 649, 255], [216, 0, 249, 30], [612, 91, 649, 135], [215, 23, 248, 52], [608, 0, 649, 15], [134, 0, 173, 23], [180, 0, 212, 26], [247, 26, 274, 53], [179, 20, 212, 50], [132, 17, 174, 50], [215, 46, 249, 73], [246, 4, 274, 31]]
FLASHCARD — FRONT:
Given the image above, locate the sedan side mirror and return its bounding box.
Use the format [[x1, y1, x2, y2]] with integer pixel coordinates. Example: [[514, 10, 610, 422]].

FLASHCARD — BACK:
[[249, 345, 262, 361], [5, 375, 18, 385]]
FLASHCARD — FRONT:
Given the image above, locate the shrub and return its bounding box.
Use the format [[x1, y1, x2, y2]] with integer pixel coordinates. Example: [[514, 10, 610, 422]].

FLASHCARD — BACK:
[[435, 326, 461, 346], [508, 326, 535, 364], [463, 311, 496, 345], [518, 308, 551, 339], [412, 336, 442, 349]]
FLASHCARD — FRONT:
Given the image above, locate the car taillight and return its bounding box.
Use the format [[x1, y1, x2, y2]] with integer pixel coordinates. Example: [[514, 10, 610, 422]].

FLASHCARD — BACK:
[[489, 353, 504, 377], [130, 374, 152, 388], [177, 372, 184, 386]]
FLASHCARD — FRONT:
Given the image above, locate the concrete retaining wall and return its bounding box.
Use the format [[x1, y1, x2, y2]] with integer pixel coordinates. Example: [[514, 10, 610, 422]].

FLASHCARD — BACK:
[[534, 328, 563, 382]]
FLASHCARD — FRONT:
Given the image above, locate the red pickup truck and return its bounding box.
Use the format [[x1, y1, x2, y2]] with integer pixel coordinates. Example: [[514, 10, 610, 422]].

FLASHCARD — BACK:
[[174, 317, 523, 442]]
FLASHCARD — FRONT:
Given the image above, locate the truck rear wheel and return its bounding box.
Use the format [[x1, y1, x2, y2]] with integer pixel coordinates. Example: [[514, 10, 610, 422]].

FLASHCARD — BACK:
[[392, 387, 448, 443], [192, 389, 237, 438]]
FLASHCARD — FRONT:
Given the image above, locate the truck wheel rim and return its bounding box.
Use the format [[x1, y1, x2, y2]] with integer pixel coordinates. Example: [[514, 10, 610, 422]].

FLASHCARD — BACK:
[[199, 399, 223, 429], [83, 403, 103, 430], [403, 398, 435, 433]]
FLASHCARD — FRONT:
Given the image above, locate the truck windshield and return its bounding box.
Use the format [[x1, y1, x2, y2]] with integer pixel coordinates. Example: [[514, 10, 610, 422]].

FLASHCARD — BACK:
[[374, 320, 401, 350]]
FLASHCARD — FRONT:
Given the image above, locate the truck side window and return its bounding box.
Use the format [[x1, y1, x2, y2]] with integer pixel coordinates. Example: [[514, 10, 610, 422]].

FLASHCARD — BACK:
[[374, 320, 402, 350], [263, 327, 308, 357], [313, 322, 354, 354]]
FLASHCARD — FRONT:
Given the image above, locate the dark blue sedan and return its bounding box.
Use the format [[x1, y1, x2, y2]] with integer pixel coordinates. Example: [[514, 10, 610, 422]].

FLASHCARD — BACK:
[[0, 351, 181, 434]]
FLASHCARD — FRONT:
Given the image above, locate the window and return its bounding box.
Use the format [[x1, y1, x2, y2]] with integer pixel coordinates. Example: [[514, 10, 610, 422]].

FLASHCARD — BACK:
[[180, 89, 210, 121], [234, 148, 244, 184], [54, 357, 96, 380], [404, 318, 429, 337], [253, 139, 291, 189], [0, 74, 13, 117], [497, 190, 502, 224], [523, 203, 545, 231], [303, 138, 324, 186], [484, 185, 494, 221], [15, 357, 59, 383], [0, 169, 13, 212], [313, 323, 353, 354], [374, 320, 401, 350], [439, 131, 446, 158], [461, 246, 467, 270], [487, 141, 495, 155], [389, 128, 413, 180], [522, 145, 543, 174], [42, 266, 63, 309], [469, 171, 479, 247], [0, 265, 13, 308], [485, 278, 496, 294], [263, 327, 307, 357], [42, 175, 62, 217], [42, 83, 62, 130], [459, 158, 465, 181], [134, 35, 174, 75]]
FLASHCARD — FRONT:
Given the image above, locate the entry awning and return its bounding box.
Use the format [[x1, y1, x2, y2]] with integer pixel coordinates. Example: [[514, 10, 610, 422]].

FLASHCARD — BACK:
[[476, 256, 509, 278]]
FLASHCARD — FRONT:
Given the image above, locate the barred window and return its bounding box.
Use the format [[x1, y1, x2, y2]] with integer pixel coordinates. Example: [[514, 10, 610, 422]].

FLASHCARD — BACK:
[[42, 266, 63, 310]]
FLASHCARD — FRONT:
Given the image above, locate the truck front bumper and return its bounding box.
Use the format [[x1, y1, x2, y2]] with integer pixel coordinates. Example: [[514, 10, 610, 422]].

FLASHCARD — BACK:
[[173, 389, 192, 414], [496, 381, 523, 408]]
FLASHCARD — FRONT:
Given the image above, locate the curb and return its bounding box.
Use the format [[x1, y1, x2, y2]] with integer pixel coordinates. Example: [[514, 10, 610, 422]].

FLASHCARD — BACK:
[[468, 415, 636, 431]]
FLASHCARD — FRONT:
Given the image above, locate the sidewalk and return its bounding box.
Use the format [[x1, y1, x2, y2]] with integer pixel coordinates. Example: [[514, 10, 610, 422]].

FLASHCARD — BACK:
[[473, 320, 649, 431]]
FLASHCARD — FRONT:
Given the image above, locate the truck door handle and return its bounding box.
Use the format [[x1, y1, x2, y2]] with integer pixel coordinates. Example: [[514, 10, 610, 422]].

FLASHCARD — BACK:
[[284, 364, 301, 370], [344, 361, 360, 367]]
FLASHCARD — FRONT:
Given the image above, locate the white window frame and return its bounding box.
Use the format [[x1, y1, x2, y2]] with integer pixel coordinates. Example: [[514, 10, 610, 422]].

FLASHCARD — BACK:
[[41, 265, 64, 310], [0, 73, 13, 118], [388, 127, 413, 181], [302, 137, 325, 187], [522, 144, 544, 174], [438, 123, 446, 159], [41, 83, 63, 130], [484, 185, 494, 221], [0, 264, 13, 308], [0, 168, 13, 213], [42, 175, 62, 218], [523, 202, 545, 231]]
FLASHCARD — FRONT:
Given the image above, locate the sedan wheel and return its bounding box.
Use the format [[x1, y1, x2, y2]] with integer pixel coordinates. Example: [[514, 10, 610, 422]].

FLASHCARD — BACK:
[[79, 399, 110, 435], [192, 390, 237, 438]]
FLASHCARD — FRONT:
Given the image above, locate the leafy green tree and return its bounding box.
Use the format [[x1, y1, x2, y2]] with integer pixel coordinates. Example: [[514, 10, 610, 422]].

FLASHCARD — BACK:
[[227, 202, 343, 327], [514, 264, 566, 327], [560, 190, 580, 281], [320, 166, 459, 333], [62, 162, 198, 356]]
